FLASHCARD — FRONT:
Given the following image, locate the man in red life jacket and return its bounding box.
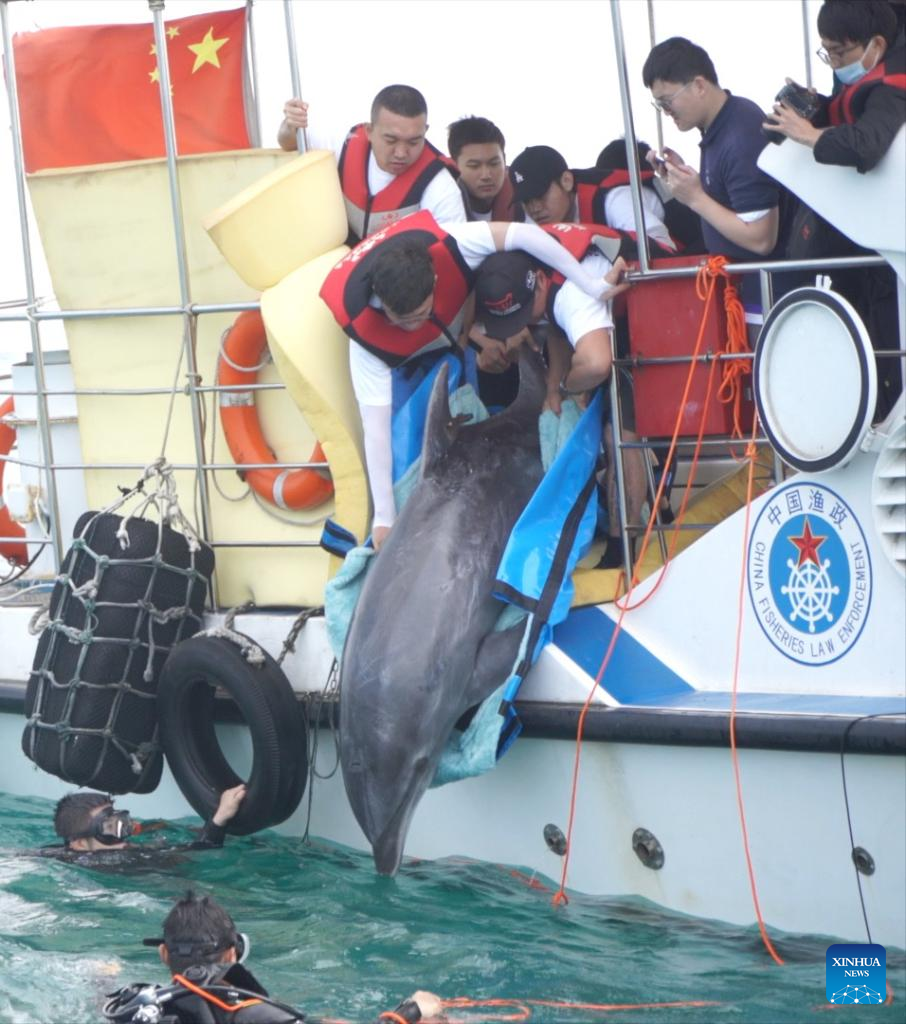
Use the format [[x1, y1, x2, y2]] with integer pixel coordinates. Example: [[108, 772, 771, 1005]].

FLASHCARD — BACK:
[[506, 146, 676, 560], [509, 144, 677, 255], [446, 116, 525, 407], [595, 138, 705, 254], [447, 116, 520, 224], [472, 227, 640, 569], [278, 84, 465, 242], [319, 212, 627, 549], [764, 0, 904, 171], [762, 0, 904, 418]]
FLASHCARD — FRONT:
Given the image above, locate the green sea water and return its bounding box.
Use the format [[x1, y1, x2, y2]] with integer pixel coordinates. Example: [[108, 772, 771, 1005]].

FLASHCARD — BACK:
[[0, 792, 903, 1024]]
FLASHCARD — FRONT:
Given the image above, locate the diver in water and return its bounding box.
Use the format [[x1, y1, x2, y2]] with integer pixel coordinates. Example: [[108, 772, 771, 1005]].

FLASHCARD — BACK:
[[104, 890, 445, 1024], [35, 785, 247, 863]]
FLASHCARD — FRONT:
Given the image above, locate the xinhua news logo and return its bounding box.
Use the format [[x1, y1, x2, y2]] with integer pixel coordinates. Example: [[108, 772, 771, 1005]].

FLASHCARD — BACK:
[[826, 943, 886, 1004]]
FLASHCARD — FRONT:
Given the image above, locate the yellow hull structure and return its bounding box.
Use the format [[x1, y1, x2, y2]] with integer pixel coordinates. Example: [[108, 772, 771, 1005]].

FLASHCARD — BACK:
[[27, 148, 367, 607]]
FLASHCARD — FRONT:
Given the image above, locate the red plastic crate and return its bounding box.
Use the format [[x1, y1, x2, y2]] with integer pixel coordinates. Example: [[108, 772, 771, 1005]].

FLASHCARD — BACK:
[[625, 255, 754, 438]]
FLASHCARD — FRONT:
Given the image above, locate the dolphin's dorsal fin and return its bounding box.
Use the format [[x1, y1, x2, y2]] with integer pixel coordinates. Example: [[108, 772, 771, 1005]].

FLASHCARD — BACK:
[[503, 349, 547, 425], [421, 362, 459, 475]]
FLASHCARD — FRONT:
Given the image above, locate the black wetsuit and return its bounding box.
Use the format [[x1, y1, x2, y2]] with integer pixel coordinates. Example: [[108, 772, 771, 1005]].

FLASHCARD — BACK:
[[105, 963, 304, 1023], [33, 819, 227, 867], [105, 963, 426, 1024]]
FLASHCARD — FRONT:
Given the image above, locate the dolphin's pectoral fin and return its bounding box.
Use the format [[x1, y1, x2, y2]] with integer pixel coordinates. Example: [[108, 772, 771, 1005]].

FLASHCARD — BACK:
[[467, 620, 527, 706]]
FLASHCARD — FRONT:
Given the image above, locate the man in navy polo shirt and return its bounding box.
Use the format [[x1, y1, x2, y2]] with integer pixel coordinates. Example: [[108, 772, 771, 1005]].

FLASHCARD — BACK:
[[641, 37, 784, 334]]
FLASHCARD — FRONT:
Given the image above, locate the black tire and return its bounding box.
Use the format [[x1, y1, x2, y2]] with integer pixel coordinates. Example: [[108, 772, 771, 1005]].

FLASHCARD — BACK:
[[157, 634, 307, 835], [256, 654, 309, 829]]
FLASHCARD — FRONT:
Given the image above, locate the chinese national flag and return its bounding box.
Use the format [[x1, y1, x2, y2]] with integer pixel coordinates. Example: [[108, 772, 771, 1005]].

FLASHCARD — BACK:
[[13, 7, 252, 173]]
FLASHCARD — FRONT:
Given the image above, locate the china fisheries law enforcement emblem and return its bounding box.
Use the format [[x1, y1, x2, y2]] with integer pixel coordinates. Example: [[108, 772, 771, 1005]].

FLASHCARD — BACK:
[[747, 483, 871, 666]]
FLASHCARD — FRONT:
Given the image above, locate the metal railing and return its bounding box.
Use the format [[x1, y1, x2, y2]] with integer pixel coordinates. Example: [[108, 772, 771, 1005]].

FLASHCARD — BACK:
[[1, 0, 902, 597]]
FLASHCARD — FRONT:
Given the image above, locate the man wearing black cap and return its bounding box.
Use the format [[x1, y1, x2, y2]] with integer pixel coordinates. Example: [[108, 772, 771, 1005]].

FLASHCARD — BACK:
[[319, 212, 624, 550], [104, 890, 444, 1023], [474, 233, 640, 568], [509, 144, 677, 254]]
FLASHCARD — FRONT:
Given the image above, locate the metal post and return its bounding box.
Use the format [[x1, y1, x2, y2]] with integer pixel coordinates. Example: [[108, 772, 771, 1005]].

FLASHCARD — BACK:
[[801, 0, 814, 90], [647, 0, 664, 155], [610, 0, 651, 275], [758, 268, 775, 325], [0, 0, 65, 572], [148, 1, 216, 587], [283, 0, 309, 153], [245, 0, 262, 146], [642, 449, 669, 564], [609, 359, 634, 577]]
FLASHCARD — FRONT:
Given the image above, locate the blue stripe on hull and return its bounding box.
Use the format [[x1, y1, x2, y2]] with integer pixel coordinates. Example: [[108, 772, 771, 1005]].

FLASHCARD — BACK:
[[553, 606, 906, 718], [553, 605, 693, 701]]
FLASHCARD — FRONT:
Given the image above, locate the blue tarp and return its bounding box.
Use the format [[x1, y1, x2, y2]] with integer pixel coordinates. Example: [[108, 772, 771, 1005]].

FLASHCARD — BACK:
[[490, 390, 604, 754], [324, 361, 604, 781]]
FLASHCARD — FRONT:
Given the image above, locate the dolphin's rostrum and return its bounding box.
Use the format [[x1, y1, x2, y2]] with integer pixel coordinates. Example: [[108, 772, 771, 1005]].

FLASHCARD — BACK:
[[340, 352, 547, 874]]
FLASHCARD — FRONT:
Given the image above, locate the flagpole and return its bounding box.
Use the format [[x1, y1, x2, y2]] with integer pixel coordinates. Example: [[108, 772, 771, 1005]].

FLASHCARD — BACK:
[[147, 0, 217, 601], [282, 0, 309, 153], [0, 0, 65, 573], [245, 0, 263, 147]]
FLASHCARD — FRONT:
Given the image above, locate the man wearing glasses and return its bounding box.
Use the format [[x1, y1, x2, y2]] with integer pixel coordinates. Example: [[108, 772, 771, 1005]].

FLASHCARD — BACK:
[[764, 0, 903, 174], [641, 36, 783, 336], [761, 0, 903, 421]]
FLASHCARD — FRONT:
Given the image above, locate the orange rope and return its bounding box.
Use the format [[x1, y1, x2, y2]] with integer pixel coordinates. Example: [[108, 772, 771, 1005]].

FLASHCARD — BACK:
[[615, 347, 720, 613], [172, 973, 262, 1013], [555, 256, 784, 969], [715, 272, 752, 442], [727, 416, 785, 966], [441, 996, 722, 1020], [552, 256, 725, 906]]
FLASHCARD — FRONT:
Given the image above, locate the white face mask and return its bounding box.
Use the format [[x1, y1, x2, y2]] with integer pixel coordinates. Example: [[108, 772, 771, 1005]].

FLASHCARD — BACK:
[[834, 40, 878, 85]]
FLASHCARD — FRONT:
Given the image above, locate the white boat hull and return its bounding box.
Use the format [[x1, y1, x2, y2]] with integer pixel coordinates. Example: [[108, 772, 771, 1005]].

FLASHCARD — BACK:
[[2, 697, 903, 950]]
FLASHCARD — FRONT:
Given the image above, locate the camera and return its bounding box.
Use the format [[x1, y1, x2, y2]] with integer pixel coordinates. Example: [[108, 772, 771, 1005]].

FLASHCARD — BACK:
[[763, 81, 820, 144]]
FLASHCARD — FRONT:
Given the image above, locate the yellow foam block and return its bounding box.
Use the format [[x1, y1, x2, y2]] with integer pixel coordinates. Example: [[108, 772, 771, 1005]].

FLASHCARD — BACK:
[[203, 149, 348, 291], [571, 567, 626, 607], [261, 248, 370, 569], [28, 151, 340, 608]]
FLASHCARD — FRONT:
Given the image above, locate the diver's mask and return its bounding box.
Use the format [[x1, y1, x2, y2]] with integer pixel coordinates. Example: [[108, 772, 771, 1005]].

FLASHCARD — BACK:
[[143, 931, 251, 965], [71, 805, 135, 846]]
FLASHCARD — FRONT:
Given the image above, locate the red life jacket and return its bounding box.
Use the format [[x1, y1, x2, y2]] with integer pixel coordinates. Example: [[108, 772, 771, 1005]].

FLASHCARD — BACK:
[[572, 166, 688, 255], [319, 211, 474, 367], [338, 124, 453, 242], [573, 167, 655, 224], [827, 47, 906, 125], [455, 172, 522, 222], [539, 222, 628, 318]]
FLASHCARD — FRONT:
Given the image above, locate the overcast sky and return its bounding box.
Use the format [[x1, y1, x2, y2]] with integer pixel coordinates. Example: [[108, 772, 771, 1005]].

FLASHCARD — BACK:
[[0, 0, 823, 373]]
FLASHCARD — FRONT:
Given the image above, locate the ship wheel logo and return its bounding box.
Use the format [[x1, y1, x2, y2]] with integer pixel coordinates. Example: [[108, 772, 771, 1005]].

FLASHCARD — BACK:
[[780, 518, 839, 634], [747, 483, 871, 666]]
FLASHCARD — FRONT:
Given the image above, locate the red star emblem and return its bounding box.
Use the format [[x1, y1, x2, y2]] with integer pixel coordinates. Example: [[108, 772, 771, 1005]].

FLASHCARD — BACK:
[[788, 517, 826, 567]]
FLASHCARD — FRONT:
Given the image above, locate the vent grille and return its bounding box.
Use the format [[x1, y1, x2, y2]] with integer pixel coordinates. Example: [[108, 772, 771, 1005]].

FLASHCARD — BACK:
[[872, 420, 906, 578]]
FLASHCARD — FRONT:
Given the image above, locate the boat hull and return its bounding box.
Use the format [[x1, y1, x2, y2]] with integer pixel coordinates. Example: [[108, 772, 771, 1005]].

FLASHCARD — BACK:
[[2, 691, 902, 950]]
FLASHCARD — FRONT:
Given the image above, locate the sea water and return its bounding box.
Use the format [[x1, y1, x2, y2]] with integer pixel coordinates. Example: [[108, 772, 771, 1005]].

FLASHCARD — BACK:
[[0, 792, 903, 1024]]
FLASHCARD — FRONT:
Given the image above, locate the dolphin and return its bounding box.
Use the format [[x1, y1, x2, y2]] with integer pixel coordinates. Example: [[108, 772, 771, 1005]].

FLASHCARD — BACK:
[[340, 352, 547, 875]]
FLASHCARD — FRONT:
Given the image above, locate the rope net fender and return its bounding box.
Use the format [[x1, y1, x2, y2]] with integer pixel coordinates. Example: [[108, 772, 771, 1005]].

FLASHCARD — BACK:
[[22, 461, 215, 794]]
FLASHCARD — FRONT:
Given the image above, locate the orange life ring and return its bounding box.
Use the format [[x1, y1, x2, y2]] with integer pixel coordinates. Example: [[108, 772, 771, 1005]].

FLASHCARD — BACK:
[[218, 310, 333, 510], [0, 397, 28, 566]]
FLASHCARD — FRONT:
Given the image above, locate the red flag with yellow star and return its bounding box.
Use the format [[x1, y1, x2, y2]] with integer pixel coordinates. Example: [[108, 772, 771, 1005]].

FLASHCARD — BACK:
[[12, 7, 252, 173]]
